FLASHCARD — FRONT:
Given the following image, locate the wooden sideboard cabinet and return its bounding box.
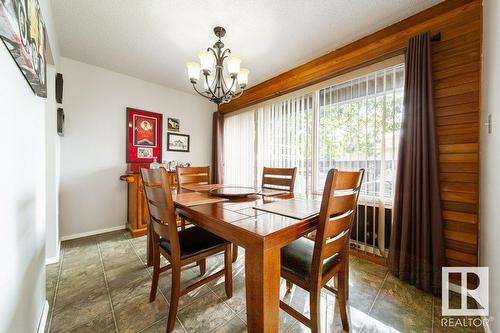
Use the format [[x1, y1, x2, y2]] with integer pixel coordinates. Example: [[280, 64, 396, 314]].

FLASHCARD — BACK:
[[120, 170, 177, 237]]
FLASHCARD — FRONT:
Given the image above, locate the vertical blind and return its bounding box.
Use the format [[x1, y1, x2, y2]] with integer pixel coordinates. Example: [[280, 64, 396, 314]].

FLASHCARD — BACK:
[[256, 94, 313, 193], [317, 64, 404, 255], [318, 64, 404, 201], [223, 110, 256, 187], [224, 63, 403, 197], [223, 63, 404, 256]]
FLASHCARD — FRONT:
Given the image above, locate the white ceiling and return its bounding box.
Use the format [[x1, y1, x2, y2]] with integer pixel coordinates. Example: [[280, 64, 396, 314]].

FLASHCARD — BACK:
[[52, 0, 443, 94]]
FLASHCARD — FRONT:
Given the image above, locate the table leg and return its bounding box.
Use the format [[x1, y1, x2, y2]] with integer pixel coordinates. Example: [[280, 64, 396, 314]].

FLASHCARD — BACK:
[[245, 246, 281, 333]]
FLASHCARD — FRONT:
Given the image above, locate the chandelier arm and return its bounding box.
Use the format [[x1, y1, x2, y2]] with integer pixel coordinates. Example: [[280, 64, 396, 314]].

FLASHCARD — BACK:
[[217, 67, 225, 98], [192, 83, 212, 99], [207, 47, 220, 68], [228, 76, 237, 93], [230, 90, 244, 100], [220, 48, 231, 60], [223, 89, 244, 103], [207, 47, 218, 57], [203, 73, 217, 99], [208, 46, 221, 98], [219, 76, 237, 101], [219, 70, 230, 96]]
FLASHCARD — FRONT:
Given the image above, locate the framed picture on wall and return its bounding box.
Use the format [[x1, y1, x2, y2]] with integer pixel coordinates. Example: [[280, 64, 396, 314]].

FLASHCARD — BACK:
[[167, 133, 190, 152], [126, 107, 163, 163], [57, 108, 64, 136], [0, 0, 48, 97], [167, 117, 180, 132]]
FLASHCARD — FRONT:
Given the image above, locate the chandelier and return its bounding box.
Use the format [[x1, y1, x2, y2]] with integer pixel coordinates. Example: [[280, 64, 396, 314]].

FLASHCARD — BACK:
[[186, 27, 249, 105]]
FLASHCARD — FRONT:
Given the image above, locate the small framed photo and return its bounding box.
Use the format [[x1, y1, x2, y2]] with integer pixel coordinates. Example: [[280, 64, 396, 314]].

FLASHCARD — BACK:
[[137, 147, 153, 158], [167, 133, 190, 152], [57, 108, 65, 136], [167, 117, 180, 132]]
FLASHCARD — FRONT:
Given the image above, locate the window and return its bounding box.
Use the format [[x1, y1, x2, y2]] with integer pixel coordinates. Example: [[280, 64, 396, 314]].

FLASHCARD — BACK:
[[256, 94, 313, 193], [224, 62, 404, 204], [223, 62, 404, 256], [223, 110, 256, 187], [317, 64, 404, 204]]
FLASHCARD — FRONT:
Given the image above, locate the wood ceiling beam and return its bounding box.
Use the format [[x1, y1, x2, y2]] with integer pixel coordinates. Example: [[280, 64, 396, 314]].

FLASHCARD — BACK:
[[218, 0, 480, 113]]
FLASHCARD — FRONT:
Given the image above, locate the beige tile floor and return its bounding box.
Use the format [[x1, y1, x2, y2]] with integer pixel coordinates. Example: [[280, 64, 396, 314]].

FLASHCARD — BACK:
[[45, 230, 483, 333]]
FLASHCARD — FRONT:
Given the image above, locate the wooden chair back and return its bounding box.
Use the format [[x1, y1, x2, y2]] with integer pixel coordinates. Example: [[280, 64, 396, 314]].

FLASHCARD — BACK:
[[176, 166, 210, 192], [312, 169, 364, 281], [261, 167, 297, 192], [140, 167, 181, 260]]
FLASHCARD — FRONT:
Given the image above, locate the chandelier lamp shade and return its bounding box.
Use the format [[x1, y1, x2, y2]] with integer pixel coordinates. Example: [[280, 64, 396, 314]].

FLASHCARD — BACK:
[[186, 27, 249, 105]]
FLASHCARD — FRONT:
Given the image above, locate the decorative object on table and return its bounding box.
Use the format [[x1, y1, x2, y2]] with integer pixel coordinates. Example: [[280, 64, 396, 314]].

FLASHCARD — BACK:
[[55, 73, 63, 103], [126, 107, 162, 163], [209, 186, 257, 198], [186, 26, 250, 105], [167, 133, 189, 152], [0, 0, 47, 97], [149, 157, 160, 169], [166, 160, 177, 172], [57, 108, 64, 136], [167, 117, 180, 132]]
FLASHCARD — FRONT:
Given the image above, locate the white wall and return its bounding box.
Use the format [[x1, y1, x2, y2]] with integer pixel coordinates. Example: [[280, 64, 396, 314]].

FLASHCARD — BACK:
[[0, 0, 60, 331], [0, 44, 45, 332], [0, 32, 47, 333], [59, 57, 214, 238], [481, 0, 500, 330], [45, 64, 61, 263]]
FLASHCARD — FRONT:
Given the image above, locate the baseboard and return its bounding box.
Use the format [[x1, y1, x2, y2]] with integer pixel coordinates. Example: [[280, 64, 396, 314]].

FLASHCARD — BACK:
[[45, 254, 59, 265], [37, 300, 49, 333], [45, 240, 61, 265], [60, 225, 125, 241]]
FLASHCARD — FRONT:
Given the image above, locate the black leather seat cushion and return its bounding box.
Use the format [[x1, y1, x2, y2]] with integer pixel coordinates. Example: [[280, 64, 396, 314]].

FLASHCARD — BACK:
[[281, 237, 339, 281], [159, 226, 228, 260]]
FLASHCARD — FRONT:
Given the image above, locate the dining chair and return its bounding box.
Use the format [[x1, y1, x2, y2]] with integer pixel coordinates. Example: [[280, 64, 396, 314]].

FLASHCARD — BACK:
[[175, 166, 210, 231], [261, 167, 297, 192], [141, 167, 233, 333], [280, 168, 364, 332], [176, 166, 211, 193], [176, 165, 240, 263]]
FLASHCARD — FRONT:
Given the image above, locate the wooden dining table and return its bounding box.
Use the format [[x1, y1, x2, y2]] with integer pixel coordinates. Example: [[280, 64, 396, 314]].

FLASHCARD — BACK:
[[147, 184, 322, 333]]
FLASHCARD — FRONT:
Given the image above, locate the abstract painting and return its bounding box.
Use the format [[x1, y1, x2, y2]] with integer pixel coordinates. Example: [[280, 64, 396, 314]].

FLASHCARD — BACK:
[[0, 0, 47, 97]]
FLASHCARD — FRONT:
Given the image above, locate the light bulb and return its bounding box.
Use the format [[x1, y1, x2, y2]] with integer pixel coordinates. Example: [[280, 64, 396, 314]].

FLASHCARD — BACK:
[[186, 62, 200, 83], [238, 68, 249, 88], [199, 51, 215, 73], [226, 56, 241, 76]]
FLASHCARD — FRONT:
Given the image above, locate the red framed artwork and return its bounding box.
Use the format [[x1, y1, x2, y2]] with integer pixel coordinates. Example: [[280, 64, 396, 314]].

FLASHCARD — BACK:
[[126, 108, 163, 163]]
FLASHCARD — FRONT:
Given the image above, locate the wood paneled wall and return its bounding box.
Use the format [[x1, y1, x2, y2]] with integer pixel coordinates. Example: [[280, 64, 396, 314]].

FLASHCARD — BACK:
[[220, 0, 482, 267]]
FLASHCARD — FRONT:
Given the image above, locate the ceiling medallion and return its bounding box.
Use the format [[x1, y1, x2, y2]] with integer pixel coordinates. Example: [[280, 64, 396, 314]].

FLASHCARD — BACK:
[[186, 27, 249, 105]]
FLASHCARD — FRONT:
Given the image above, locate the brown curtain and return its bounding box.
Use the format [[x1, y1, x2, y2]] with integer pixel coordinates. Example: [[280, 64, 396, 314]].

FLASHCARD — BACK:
[[212, 111, 224, 183], [389, 32, 444, 295]]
